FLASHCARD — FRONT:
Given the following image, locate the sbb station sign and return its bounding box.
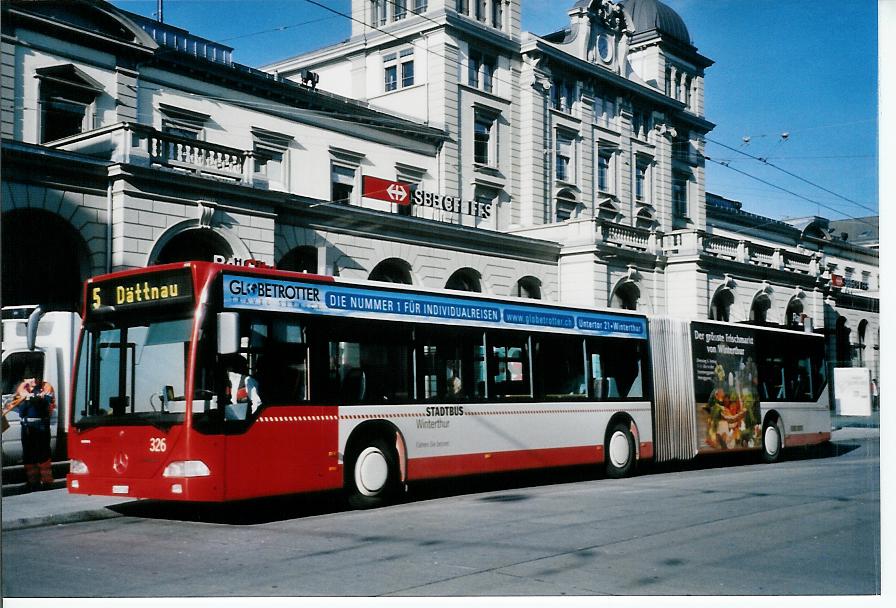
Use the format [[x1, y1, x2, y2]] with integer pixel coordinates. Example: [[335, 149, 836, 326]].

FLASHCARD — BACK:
[[362, 176, 492, 219]]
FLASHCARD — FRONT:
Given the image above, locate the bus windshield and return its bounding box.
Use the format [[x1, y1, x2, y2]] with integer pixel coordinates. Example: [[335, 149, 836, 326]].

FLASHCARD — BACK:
[[74, 317, 193, 428]]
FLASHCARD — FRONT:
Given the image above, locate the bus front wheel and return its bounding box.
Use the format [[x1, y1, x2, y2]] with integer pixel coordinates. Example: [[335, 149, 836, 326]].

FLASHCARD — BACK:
[[347, 438, 399, 509], [762, 420, 782, 464], [605, 422, 636, 478]]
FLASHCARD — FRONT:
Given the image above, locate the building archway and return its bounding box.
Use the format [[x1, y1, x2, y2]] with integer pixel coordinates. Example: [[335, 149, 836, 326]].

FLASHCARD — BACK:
[[610, 281, 639, 310], [369, 258, 413, 284], [749, 293, 772, 324], [153, 228, 233, 264], [279, 246, 319, 273], [835, 316, 852, 367], [514, 276, 542, 299], [785, 297, 805, 329], [446, 268, 482, 293], [709, 288, 734, 322], [1, 209, 89, 311], [149, 219, 253, 266], [857, 319, 868, 366]]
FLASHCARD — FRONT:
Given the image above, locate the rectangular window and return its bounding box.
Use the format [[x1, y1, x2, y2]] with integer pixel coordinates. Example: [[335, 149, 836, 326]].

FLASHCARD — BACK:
[[555, 133, 574, 182], [633, 109, 651, 139], [384, 49, 414, 92], [384, 64, 397, 92], [468, 50, 495, 93], [597, 148, 613, 192], [401, 60, 415, 87], [415, 0, 428, 12], [475, 0, 486, 21], [635, 160, 648, 201], [492, 0, 503, 28], [672, 174, 688, 218], [468, 52, 481, 88], [254, 150, 283, 183], [394, 0, 407, 20], [456, 0, 469, 14], [482, 60, 493, 93], [331, 164, 356, 204], [474, 112, 495, 165], [551, 79, 576, 113]]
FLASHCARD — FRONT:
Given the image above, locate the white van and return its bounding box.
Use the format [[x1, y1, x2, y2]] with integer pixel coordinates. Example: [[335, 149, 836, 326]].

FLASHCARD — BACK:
[[2, 306, 79, 465]]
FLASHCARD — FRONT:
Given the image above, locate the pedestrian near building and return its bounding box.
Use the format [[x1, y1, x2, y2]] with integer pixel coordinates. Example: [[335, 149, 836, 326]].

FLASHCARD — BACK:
[[2, 374, 56, 490]]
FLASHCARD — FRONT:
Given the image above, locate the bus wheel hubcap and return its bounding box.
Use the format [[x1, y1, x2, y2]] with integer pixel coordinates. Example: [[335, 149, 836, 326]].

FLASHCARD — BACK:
[[355, 447, 388, 496], [765, 425, 780, 455], [609, 431, 630, 468]]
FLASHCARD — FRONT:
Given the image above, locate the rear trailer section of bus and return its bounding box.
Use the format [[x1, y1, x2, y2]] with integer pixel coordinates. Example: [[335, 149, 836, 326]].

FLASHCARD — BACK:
[[66, 264, 227, 501], [649, 318, 830, 465]]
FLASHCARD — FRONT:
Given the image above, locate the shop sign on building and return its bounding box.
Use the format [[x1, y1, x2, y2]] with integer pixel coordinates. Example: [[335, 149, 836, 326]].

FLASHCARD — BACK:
[[363, 176, 492, 218], [830, 274, 869, 290]]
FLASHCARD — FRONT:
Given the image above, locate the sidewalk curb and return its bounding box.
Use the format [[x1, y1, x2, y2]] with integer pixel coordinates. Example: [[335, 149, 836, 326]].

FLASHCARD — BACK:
[[3, 507, 124, 531]]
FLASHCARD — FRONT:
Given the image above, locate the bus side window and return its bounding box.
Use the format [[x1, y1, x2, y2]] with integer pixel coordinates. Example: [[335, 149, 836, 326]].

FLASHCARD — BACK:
[[323, 321, 411, 405], [488, 332, 531, 400], [418, 329, 485, 402], [591, 353, 603, 399], [587, 337, 644, 400], [534, 335, 586, 400]]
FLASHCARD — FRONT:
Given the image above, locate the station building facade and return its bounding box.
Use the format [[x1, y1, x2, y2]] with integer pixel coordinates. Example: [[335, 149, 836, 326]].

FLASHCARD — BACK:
[[1, 0, 879, 384]]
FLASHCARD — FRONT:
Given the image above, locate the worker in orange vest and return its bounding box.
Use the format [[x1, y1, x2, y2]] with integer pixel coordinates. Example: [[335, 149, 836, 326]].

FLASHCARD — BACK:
[[2, 374, 55, 491]]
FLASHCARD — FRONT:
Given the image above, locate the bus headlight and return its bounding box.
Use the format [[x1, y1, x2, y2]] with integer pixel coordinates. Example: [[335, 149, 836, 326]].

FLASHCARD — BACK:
[[162, 460, 211, 478], [70, 459, 89, 474]]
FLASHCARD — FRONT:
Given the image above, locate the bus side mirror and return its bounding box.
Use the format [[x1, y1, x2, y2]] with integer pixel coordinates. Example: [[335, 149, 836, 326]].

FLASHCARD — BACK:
[[217, 313, 240, 355]]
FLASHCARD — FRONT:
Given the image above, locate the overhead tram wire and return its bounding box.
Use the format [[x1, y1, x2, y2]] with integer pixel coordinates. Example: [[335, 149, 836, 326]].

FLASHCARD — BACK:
[[703, 155, 878, 231], [706, 137, 878, 216], [218, 15, 341, 43]]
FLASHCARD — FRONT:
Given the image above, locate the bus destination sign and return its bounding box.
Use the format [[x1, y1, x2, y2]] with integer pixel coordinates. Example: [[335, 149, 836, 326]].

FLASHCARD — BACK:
[[223, 274, 645, 339], [88, 268, 194, 316]]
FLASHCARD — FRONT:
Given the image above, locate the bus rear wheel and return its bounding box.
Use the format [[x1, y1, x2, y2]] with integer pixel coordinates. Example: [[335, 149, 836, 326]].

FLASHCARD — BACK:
[[762, 420, 782, 464], [605, 422, 636, 478], [347, 438, 399, 509]]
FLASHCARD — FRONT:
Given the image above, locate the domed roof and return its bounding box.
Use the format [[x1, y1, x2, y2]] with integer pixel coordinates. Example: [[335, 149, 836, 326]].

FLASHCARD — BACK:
[[622, 0, 691, 46]]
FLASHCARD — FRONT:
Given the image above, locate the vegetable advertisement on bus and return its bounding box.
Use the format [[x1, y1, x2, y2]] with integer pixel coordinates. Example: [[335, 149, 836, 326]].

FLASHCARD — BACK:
[[691, 323, 761, 452]]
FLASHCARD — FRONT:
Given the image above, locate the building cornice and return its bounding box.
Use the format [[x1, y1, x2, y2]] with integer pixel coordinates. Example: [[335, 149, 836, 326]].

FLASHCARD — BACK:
[[522, 39, 714, 133]]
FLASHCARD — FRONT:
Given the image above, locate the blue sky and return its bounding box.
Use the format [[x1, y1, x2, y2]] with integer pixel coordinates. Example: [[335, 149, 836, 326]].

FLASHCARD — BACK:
[[110, 0, 879, 223]]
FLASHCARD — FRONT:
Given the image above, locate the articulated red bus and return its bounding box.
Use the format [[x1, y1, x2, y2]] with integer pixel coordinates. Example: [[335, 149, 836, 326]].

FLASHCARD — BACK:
[[66, 262, 831, 507]]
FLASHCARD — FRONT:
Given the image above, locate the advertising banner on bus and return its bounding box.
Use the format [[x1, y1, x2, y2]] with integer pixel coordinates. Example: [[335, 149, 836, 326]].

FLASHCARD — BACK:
[[691, 323, 761, 452], [222, 274, 646, 339]]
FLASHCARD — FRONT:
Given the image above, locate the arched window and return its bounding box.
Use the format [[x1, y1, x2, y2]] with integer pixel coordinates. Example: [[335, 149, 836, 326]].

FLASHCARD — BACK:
[[785, 297, 805, 329], [835, 316, 852, 367], [610, 282, 639, 310], [857, 319, 868, 366], [514, 276, 541, 299], [369, 258, 413, 284], [446, 268, 482, 292], [154, 228, 231, 264], [749, 293, 771, 324], [279, 246, 319, 274], [635, 206, 655, 231], [555, 189, 579, 222], [709, 288, 734, 322]]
